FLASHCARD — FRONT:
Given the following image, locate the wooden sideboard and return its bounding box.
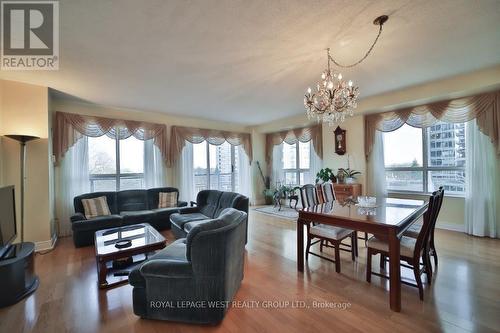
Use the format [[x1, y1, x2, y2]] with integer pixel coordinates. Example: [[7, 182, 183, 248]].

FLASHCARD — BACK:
[[333, 183, 362, 201]]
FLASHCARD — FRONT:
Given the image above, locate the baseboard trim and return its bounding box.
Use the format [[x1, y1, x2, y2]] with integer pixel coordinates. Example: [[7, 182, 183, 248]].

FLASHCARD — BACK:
[[436, 223, 465, 233], [35, 233, 58, 252]]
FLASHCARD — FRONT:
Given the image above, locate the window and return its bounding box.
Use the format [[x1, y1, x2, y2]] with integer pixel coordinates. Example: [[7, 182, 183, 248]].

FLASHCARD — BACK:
[[193, 141, 238, 193], [88, 135, 145, 192], [282, 141, 311, 185], [383, 122, 466, 196]]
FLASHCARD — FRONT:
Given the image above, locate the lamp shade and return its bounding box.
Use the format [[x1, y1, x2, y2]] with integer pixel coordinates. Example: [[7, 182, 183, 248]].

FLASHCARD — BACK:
[[4, 135, 40, 143]]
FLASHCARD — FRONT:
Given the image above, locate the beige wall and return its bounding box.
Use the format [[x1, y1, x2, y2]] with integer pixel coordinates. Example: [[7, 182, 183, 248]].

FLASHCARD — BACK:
[[0, 80, 52, 245]]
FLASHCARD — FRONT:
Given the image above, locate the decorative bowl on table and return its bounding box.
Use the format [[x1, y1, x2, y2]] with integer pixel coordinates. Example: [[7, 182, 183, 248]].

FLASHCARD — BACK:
[[356, 196, 377, 208]]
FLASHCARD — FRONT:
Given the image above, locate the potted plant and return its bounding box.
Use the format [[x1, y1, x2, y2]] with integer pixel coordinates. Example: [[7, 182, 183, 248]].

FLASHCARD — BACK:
[[338, 168, 361, 184], [316, 168, 337, 184], [263, 188, 275, 205]]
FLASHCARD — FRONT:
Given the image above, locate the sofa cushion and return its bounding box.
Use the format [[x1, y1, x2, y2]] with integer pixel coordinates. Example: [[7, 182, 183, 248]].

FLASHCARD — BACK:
[[149, 238, 187, 262], [147, 187, 179, 210], [120, 210, 155, 226], [158, 192, 177, 208], [183, 219, 214, 233], [170, 212, 211, 229], [71, 214, 123, 232], [214, 192, 240, 217], [74, 192, 118, 215], [81, 196, 112, 219], [117, 190, 148, 212], [197, 190, 223, 218], [151, 207, 179, 229]]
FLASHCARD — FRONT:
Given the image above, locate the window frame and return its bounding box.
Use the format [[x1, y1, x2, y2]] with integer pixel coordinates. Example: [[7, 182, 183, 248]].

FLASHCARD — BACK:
[[384, 125, 466, 198], [193, 141, 237, 193], [88, 131, 145, 192], [282, 141, 311, 186]]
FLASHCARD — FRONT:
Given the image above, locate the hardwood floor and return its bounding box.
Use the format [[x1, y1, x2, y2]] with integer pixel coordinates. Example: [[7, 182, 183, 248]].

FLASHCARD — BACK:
[[1, 210, 499, 333]]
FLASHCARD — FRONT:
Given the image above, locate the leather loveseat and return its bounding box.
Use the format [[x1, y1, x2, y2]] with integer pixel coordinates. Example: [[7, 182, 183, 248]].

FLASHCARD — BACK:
[[129, 208, 247, 324], [71, 187, 187, 247], [170, 190, 249, 243]]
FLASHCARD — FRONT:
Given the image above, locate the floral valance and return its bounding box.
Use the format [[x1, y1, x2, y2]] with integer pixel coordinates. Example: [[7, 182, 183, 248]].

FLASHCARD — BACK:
[[53, 111, 168, 164], [169, 126, 252, 166], [365, 90, 500, 159], [265, 124, 323, 164]]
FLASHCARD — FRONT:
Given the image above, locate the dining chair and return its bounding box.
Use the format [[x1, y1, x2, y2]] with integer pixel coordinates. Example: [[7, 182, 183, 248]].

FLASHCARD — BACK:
[[315, 184, 326, 204], [404, 186, 444, 270], [366, 188, 444, 300], [321, 182, 335, 202], [300, 185, 357, 273]]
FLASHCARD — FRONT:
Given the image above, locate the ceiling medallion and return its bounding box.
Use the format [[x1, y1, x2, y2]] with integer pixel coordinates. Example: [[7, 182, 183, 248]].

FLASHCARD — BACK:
[[304, 15, 389, 125]]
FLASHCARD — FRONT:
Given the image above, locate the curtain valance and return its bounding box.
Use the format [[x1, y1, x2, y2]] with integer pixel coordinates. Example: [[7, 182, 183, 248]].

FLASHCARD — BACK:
[[53, 111, 168, 164], [365, 90, 500, 158], [265, 124, 323, 164], [169, 125, 252, 166]]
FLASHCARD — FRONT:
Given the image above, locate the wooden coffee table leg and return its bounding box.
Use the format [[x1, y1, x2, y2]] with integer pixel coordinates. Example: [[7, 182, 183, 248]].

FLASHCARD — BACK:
[[97, 259, 108, 289]]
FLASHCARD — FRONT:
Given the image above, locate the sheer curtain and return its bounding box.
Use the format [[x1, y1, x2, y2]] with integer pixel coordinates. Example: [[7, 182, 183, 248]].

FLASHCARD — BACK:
[[144, 139, 166, 188], [310, 143, 323, 184], [55, 137, 90, 237], [465, 120, 498, 237], [237, 146, 252, 202], [367, 130, 387, 197], [174, 142, 195, 203], [271, 144, 284, 187]]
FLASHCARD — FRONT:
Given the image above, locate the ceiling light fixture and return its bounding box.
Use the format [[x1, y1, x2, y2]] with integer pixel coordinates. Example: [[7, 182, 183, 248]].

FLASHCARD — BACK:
[[304, 15, 389, 125]]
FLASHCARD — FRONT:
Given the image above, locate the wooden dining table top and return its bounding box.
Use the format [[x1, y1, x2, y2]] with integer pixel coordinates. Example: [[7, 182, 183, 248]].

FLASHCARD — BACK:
[[299, 197, 428, 233]]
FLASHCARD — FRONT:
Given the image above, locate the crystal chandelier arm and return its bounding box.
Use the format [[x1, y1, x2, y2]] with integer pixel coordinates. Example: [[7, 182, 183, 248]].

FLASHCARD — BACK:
[[328, 15, 387, 69]]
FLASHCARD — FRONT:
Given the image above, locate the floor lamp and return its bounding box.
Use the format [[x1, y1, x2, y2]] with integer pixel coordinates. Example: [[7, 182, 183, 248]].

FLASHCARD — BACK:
[[4, 135, 40, 243]]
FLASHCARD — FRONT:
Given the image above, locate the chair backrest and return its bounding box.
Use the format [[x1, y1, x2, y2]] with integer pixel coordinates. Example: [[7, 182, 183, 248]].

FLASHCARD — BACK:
[[428, 186, 445, 244], [414, 188, 445, 258], [315, 184, 326, 204], [300, 184, 318, 208], [322, 182, 335, 202], [186, 208, 247, 277]]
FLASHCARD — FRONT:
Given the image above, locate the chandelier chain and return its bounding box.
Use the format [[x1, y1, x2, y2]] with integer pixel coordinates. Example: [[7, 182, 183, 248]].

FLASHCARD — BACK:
[[328, 23, 384, 69]]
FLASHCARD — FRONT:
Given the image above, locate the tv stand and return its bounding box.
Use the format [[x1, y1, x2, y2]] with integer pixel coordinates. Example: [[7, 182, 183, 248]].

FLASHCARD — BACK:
[[0, 242, 39, 307]]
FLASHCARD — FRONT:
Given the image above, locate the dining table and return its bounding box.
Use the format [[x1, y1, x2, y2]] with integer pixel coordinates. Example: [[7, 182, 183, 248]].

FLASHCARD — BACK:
[[296, 197, 428, 312]]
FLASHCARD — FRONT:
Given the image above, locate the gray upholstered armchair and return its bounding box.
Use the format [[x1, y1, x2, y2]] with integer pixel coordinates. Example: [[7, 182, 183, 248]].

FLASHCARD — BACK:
[[129, 208, 247, 324]]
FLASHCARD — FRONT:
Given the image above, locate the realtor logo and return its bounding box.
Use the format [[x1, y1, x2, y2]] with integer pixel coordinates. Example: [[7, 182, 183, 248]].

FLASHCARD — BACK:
[[1, 1, 59, 70]]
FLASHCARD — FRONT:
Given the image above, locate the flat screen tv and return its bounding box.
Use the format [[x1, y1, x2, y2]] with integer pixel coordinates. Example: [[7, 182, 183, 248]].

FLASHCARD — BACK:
[[0, 186, 17, 248]]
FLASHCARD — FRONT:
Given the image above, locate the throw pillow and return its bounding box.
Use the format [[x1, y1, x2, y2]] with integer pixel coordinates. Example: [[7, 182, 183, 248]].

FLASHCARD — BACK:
[[82, 196, 111, 219], [158, 192, 177, 208]]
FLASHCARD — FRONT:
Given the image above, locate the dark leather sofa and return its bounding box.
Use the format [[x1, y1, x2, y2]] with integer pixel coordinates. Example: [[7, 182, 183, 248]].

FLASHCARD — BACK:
[[129, 208, 247, 324], [170, 190, 249, 243], [71, 187, 187, 247]]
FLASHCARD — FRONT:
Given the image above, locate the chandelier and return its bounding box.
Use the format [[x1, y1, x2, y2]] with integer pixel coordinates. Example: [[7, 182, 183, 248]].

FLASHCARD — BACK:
[[304, 15, 388, 125]]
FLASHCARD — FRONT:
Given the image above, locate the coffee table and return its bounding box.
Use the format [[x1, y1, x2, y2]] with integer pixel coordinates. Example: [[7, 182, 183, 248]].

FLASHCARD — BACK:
[[94, 223, 166, 289]]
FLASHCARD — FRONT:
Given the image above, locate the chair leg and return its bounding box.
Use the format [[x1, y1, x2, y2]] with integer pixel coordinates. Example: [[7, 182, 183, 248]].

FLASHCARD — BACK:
[[414, 264, 424, 301], [379, 254, 385, 270], [424, 253, 432, 285], [354, 234, 359, 257], [320, 240, 324, 252], [350, 234, 356, 261], [334, 243, 341, 273], [305, 235, 312, 261], [366, 248, 372, 283], [430, 234, 438, 267]]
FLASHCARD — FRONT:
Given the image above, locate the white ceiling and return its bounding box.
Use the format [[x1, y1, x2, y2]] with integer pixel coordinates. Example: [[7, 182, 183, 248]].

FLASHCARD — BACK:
[[1, 0, 500, 125]]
